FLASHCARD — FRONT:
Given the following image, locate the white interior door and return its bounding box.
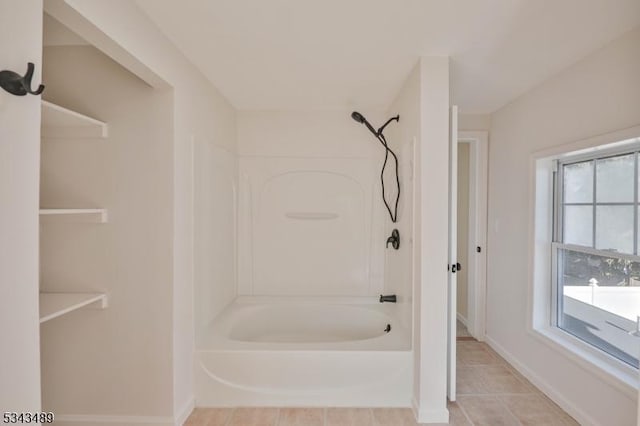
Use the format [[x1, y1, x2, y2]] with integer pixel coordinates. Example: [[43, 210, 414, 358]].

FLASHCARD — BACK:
[[447, 106, 459, 401]]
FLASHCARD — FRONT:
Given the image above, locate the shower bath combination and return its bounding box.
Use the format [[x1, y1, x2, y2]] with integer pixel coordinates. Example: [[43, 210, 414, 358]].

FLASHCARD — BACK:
[[351, 111, 401, 249]]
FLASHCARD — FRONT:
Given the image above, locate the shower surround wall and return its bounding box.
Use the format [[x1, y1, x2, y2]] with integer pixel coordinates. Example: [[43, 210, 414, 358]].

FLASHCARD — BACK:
[[194, 139, 238, 342], [237, 110, 389, 298]]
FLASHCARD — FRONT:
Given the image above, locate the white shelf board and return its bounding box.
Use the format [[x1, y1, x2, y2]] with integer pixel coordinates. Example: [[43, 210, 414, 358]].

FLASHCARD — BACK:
[[41, 100, 108, 139], [39, 208, 108, 223], [40, 292, 108, 323]]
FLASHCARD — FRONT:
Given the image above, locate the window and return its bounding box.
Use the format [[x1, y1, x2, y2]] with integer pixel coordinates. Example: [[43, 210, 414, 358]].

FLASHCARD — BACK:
[[553, 146, 640, 369]]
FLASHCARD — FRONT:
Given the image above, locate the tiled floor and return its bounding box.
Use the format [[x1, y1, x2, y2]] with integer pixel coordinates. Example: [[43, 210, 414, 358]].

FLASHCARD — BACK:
[[185, 341, 578, 426]]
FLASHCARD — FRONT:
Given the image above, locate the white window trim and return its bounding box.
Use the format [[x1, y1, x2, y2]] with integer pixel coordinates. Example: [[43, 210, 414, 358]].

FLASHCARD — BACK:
[[528, 125, 640, 400]]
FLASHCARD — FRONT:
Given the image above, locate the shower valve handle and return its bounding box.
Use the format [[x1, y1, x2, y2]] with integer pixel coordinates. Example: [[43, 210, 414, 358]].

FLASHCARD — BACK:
[[386, 229, 400, 250]]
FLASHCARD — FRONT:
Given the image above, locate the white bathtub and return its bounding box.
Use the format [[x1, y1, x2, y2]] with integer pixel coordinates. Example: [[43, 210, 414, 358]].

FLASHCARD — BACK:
[[195, 297, 413, 407]]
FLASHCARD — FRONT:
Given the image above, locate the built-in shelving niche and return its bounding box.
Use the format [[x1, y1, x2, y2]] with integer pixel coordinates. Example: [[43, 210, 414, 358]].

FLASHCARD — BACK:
[[39, 100, 109, 322]]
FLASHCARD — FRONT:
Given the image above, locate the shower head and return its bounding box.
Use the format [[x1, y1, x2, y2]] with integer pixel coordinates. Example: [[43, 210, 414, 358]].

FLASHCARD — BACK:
[[351, 111, 366, 124], [351, 111, 378, 136]]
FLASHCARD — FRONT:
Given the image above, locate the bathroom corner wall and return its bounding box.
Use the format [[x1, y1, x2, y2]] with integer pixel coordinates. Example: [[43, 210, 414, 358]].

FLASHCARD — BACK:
[[236, 110, 386, 297]]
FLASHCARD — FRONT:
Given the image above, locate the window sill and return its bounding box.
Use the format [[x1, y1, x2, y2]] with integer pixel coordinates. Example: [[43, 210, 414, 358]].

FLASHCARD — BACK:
[[528, 325, 638, 399]]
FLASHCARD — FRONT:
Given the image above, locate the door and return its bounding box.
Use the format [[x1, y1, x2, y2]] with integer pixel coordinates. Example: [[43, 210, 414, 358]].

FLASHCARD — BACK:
[[447, 105, 459, 401], [0, 0, 44, 411]]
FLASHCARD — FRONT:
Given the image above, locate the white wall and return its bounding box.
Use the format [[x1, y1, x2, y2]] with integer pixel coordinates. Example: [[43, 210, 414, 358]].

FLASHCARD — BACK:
[[488, 27, 640, 426], [456, 143, 470, 319], [44, 1, 237, 423], [459, 113, 490, 132], [193, 139, 237, 344], [0, 0, 43, 413], [237, 110, 386, 297], [40, 45, 174, 418], [402, 57, 450, 423]]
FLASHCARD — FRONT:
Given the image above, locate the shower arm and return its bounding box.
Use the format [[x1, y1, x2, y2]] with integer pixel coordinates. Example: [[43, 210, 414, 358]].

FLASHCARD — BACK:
[[377, 115, 400, 136]]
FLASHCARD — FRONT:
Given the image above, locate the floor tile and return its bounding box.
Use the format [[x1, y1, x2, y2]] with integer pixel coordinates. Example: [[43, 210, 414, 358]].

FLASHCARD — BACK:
[[371, 408, 417, 425], [457, 395, 520, 426], [501, 394, 579, 425], [457, 366, 490, 395], [458, 346, 501, 366], [184, 408, 233, 426], [228, 407, 278, 426], [447, 401, 472, 425], [538, 394, 580, 425], [478, 365, 534, 394], [326, 407, 373, 426], [278, 408, 324, 426]]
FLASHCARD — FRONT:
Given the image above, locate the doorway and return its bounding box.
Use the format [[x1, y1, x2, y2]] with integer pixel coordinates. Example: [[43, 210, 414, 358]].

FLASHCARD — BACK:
[[456, 132, 488, 341]]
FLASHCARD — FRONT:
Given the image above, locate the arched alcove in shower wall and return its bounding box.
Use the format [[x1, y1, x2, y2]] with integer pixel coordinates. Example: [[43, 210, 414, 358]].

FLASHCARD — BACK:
[[236, 110, 387, 298], [239, 159, 381, 296]]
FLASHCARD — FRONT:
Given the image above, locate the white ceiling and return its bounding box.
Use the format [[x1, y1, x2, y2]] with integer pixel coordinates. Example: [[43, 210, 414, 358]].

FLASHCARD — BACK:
[[136, 0, 640, 113]]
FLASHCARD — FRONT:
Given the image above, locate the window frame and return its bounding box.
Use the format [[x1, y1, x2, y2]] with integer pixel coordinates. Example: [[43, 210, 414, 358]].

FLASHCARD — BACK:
[[551, 144, 640, 367], [554, 147, 640, 254], [529, 128, 640, 399]]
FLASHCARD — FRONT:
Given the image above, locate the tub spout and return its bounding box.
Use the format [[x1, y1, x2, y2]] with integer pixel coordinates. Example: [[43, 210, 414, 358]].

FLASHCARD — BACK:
[[379, 294, 397, 303]]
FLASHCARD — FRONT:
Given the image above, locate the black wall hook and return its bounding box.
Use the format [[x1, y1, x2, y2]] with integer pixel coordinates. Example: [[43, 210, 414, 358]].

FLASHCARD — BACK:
[[0, 63, 45, 96]]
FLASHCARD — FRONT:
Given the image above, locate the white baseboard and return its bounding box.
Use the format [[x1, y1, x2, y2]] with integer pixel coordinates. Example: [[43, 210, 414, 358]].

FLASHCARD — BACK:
[[484, 335, 598, 426], [456, 313, 468, 327], [175, 397, 195, 426], [53, 414, 173, 426], [411, 396, 449, 424], [53, 399, 194, 426]]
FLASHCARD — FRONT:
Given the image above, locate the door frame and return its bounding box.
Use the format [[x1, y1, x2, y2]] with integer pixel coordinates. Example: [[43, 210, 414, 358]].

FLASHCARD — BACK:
[[458, 131, 488, 341], [447, 106, 458, 401]]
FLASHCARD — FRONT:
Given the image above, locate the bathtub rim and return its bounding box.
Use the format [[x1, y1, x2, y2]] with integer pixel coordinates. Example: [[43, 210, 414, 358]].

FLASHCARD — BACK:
[[196, 296, 412, 352]]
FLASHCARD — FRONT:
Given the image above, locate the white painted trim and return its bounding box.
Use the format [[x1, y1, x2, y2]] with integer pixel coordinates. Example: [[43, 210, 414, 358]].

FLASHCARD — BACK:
[[529, 124, 640, 161], [484, 335, 598, 426], [411, 396, 450, 424], [456, 312, 468, 327], [412, 396, 450, 424], [54, 414, 173, 425], [174, 397, 195, 426], [458, 131, 488, 342], [447, 105, 458, 402], [411, 396, 419, 421]]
